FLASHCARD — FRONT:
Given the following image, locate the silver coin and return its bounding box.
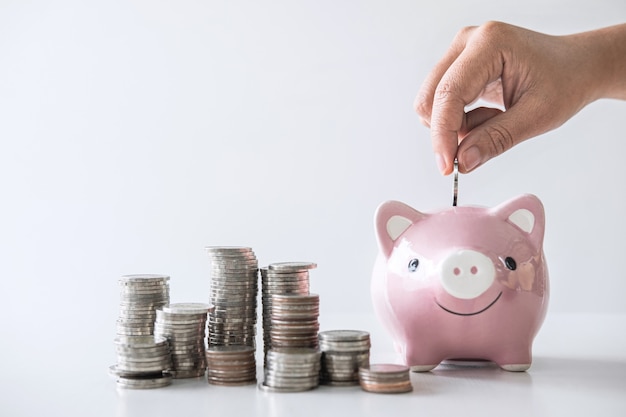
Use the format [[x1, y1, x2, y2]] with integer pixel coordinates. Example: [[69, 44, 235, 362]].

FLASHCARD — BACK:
[[360, 366, 410, 379], [161, 303, 213, 315], [271, 293, 318, 302], [116, 364, 169, 374], [154, 323, 206, 331], [118, 289, 168, 296], [267, 262, 317, 271], [453, 157, 459, 207], [169, 369, 206, 379], [116, 374, 172, 389], [257, 382, 317, 393], [114, 345, 169, 354], [263, 376, 319, 390], [120, 274, 170, 282], [205, 245, 253, 252], [209, 290, 257, 298], [155, 318, 207, 326], [154, 329, 203, 338], [320, 379, 360, 387], [114, 336, 168, 347], [119, 279, 169, 286], [266, 347, 321, 359], [318, 330, 370, 342]]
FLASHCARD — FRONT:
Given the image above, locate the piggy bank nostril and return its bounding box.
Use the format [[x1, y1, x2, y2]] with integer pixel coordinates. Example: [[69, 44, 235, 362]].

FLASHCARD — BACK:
[[453, 267, 461, 276], [470, 266, 478, 275]]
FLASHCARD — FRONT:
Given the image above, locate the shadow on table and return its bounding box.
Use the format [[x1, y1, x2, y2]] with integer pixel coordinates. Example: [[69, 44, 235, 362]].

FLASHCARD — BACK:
[[410, 355, 626, 394]]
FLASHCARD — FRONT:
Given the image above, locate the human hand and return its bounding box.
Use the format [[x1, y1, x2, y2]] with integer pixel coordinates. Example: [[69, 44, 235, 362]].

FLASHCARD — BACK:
[[414, 21, 626, 175]]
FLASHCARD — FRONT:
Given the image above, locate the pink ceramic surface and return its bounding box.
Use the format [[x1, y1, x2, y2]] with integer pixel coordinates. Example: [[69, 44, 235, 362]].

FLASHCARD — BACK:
[[372, 194, 549, 372]]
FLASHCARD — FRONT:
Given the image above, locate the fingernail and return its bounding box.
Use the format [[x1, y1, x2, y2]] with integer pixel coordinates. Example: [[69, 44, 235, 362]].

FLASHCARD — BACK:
[[435, 153, 447, 175], [462, 146, 482, 172]]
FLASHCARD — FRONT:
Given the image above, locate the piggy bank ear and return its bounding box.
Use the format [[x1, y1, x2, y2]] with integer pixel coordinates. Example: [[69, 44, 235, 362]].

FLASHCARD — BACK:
[[492, 194, 546, 250], [374, 201, 426, 258]]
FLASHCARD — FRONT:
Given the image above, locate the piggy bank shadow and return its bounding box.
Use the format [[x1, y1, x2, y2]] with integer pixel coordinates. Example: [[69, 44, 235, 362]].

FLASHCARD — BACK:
[[409, 356, 626, 396]]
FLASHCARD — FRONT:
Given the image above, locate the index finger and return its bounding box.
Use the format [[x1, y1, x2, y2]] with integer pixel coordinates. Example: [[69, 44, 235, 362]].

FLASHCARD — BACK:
[[430, 34, 504, 174]]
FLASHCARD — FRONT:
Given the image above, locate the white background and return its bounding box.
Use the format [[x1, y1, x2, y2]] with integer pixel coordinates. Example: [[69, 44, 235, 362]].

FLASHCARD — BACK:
[[1, 1, 625, 415]]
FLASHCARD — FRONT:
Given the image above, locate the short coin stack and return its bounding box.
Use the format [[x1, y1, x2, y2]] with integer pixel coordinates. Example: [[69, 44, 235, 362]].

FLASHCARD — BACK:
[[206, 247, 259, 348], [359, 364, 413, 394], [117, 274, 170, 337], [261, 262, 316, 359], [319, 330, 371, 385], [110, 335, 173, 389], [205, 345, 257, 386], [269, 294, 320, 350], [260, 348, 322, 392], [154, 303, 211, 379]]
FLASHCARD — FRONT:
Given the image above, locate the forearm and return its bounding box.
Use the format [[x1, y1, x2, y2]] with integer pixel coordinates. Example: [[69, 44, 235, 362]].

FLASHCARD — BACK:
[[569, 23, 626, 102]]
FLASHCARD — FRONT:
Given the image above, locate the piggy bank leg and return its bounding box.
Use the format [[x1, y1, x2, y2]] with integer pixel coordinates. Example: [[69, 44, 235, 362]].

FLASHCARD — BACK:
[[493, 348, 532, 372], [500, 363, 531, 372], [404, 345, 440, 372]]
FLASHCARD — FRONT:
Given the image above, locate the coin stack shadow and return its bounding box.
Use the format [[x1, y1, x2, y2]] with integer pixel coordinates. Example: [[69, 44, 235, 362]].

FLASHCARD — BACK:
[[269, 294, 320, 351], [261, 348, 322, 392], [358, 364, 413, 394], [111, 335, 173, 389], [206, 247, 259, 348], [261, 263, 316, 362], [318, 330, 371, 386], [205, 345, 257, 386], [154, 303, 211, 379], [116, 274, 170, 338]]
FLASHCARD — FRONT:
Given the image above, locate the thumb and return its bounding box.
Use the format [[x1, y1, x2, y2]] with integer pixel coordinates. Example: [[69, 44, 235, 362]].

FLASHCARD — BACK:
[[456, 97, 549, 173]]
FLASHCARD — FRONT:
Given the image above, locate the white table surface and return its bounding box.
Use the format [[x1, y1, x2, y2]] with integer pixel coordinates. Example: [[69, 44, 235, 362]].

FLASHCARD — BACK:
[[3, 312, 625, 417]]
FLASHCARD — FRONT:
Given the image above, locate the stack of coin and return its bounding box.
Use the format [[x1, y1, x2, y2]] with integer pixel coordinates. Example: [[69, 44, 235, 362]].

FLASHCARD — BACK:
[[359, 364, 413, 394], [154, 303, 211, 379], [261, 262, 316, 359], [269, 294, 319, 350], [318, 330, 371, 385], [110, 335, 173, 389], [260, 348, 322, 392], [117, 274, 170, 337], [205, 345, 256, 386], [206, 246, 259, 348]]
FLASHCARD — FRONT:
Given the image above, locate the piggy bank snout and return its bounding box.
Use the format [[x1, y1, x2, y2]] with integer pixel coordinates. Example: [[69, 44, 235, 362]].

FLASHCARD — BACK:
[[439, 250, 495, 299]]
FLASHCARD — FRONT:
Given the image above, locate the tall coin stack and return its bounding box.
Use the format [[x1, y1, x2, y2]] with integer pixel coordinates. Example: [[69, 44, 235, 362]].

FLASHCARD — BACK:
[[206, 247, 259, 348], [318, 330, 371, 386], [261, 262, 316, 360], [154, 303, 211, 379], [269, 294, 320, 350], [110, 335, 173, 389], [358, 364, 413, 394], [205, 345, 257, 386], [117, 274, 170, 337], [260, 348, 322, 392]]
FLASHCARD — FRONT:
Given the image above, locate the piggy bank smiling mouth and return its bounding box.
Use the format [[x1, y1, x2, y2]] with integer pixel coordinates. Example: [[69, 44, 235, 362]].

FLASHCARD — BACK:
[[436, 292, 503, 316]]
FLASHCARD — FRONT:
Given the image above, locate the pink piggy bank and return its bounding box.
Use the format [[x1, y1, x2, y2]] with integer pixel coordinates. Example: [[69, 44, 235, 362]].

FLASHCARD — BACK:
[[371, 194, 549, 372]]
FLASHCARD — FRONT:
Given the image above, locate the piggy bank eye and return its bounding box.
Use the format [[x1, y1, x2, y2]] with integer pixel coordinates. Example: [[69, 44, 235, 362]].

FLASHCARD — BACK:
[[408, 258, 420, 272], [504, 256, 517, 271]]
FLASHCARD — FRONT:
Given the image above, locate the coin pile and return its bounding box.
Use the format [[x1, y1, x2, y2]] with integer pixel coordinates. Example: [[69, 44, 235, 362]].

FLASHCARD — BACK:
[[359, 364, 413, 394], [205, 345, 256, 386], [318, 330, 371, 385], [117, 274, 170, 337], [154, 303, 211, 379], [110, 335, 173, 389], [261, 262, 316, 359], [269, 294, 320, 350], [206, 247, 259, 348], [260, 348, 322, 392]]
